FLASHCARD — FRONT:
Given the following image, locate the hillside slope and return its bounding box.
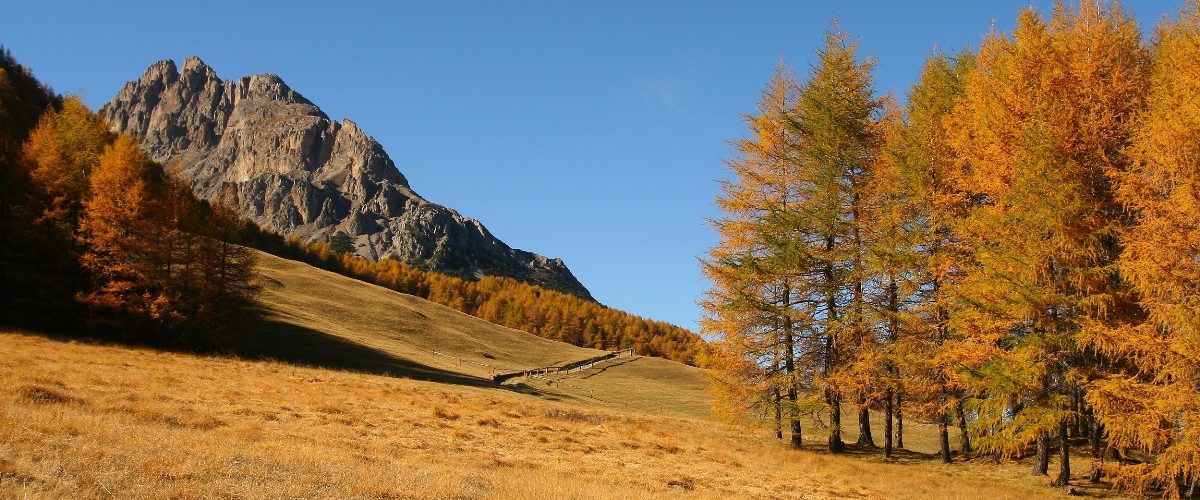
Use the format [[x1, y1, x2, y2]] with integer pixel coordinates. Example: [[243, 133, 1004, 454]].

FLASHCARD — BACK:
[[241, 250, 710, 417], [0, 332, 1065, 499]]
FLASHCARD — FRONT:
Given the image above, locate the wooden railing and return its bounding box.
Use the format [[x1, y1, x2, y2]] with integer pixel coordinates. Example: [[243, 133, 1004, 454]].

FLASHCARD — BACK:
[[430, 350, 498, 375], [491, 348, 635, 384]]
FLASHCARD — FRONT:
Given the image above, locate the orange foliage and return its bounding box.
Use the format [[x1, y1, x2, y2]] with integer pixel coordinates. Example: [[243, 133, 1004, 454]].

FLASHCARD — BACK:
[[76, 135, 260, 344]]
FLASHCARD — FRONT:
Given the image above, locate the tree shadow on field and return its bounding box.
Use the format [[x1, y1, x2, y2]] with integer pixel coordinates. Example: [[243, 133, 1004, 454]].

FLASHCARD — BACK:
[[504, 382, 561, 400], [579, 356, 641, 379], [843, 443, 935, 461], [229, 310, 496, 388], [799, 441, 940, 464]]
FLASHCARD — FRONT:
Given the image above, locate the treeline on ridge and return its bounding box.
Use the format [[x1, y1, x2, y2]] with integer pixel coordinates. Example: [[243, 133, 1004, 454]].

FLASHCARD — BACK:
[[704, 1, 1199, 497], [239, 228, 705, 365]]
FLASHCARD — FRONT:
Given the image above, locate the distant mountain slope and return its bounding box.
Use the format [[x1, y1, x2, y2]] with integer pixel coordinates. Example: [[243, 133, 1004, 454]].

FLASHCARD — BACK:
[[100, 57, 591, 299]]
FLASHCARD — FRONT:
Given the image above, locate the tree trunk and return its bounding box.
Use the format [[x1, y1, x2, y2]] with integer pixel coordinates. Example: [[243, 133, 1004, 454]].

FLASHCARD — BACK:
[[1033, 432, 1050, 476], [884, 388, 894, 458], [822, 252, 842, 454], [788, 385, 803, 448], [782, 292, 803, 449], [828, 391, 844, 453], [1075, 390, 1084, 434], [939, 419, 952, 464], [791, 417, 803, 448], [856, 402, 875, 447], [1090, 420, 1104, 458], [1082, 402, 1095, 451], [883, 278, 899, 457], [773, 387, 783, 440], [896, 392, 904, 449], [1078, 393, 1089, 439], [956, 399, 971, 453], [1052, 420, 1071, 487]]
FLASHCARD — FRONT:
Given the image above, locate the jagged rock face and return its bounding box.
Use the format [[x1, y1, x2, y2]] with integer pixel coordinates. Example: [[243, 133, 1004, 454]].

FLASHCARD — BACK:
[[101, 57, 593, 299]]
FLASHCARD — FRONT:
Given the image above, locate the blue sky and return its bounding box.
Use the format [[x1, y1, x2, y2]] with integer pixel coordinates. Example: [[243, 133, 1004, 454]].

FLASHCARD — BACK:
[[5, 0, 1181, 332]]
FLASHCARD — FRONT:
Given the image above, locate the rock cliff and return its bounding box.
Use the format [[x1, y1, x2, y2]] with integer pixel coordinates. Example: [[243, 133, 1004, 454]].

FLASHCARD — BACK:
[[100, 57, 592, 299]]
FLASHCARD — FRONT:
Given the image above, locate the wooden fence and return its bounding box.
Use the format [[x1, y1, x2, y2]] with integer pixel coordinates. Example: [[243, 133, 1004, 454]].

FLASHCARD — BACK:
[[430, 350, 498, 375], [491, 348, 635, 384]]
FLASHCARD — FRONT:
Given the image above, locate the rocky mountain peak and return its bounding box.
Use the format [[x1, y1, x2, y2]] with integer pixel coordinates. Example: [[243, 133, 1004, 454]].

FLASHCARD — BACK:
[[100, 57, 592, 300]]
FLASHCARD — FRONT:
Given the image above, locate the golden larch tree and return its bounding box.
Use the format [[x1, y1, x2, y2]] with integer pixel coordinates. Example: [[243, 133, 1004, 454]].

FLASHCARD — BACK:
[[947, 1, 1146, 485], [1085, 2, 1200, 497], [878, 50, 977, 463], [77, 134, 159, 331], [702, 64, 813, 446]]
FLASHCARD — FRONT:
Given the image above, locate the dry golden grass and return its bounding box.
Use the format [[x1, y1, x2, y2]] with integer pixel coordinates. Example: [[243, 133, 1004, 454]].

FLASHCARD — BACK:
[[1, 332, 1082, 499], [518, 354, 710, 418], [248, 251, 605, 378]]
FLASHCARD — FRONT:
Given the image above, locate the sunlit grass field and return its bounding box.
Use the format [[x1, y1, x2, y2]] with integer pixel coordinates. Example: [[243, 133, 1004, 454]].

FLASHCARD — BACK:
[[1, 331, 1085, 499]]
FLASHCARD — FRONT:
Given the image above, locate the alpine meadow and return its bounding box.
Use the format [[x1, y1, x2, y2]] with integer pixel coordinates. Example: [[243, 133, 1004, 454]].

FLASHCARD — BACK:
[[2, 1, 1200, 499]]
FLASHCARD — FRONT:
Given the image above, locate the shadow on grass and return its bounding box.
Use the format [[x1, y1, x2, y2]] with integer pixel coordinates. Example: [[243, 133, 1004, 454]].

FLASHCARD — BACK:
[[579, 356, 641, 379], [504, 382, 561, 400], [229, 312, 496, 388], [3, 310, 592, 396], [795, 440, 939, 463]]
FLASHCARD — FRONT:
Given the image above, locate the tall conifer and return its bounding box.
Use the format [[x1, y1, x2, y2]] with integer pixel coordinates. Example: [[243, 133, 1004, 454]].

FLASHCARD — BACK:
[[779, 26, 881, 453], [877, 51, 976, 462], [703, 65, 812, 446], [947, 1, 1146, 484], [1085, 3, 1200, 496]]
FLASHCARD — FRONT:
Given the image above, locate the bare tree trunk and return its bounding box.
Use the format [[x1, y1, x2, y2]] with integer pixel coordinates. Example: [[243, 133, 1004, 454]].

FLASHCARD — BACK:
[[771, 347, 783, 441], [884, 388, 894, 458], [856, 402, 875, 447], [1033, 432, 1050, 476], [939, 418, 952, 464], [828, 391, 844, 453], [883, 278, 898, 458], [1052, 420, 1071, 487], [822, 253, 842, 454], [896, 392, 904, 449], [956, 399, 971, 453], [782, 290, 803, 449]]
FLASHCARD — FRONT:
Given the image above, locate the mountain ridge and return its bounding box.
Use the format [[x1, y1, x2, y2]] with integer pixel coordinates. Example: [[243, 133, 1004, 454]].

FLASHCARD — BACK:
[[100, 56, 592, 299]]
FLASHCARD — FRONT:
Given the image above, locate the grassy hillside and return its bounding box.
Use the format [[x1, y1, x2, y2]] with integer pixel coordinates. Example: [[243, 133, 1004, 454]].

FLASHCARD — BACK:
[[241, 250, 710, 418], [244, 234, 704, 364], [0, 332, 1067, 499], [243, 250, 605, 380]]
